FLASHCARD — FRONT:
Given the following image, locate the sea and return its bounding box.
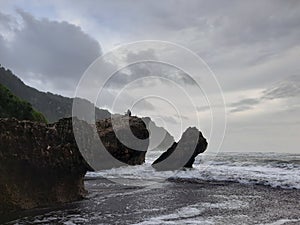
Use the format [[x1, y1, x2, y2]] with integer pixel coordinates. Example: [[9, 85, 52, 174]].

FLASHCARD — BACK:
[[2, 152, 300, 225]]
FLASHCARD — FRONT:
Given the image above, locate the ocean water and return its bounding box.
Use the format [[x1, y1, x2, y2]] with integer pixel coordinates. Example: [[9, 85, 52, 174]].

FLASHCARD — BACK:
[[2, 152, 300, 224], [88, 151, 300, 190]]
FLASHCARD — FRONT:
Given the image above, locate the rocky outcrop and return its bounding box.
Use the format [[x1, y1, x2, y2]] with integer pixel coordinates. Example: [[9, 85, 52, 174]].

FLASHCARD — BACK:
[[0, 118, 89, 214], [152, 127, 208, 170], [0, 116, 149, 214], [96, 116, 149, 166]]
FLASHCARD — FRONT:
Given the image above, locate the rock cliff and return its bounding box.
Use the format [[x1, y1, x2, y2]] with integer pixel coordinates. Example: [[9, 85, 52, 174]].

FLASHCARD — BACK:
[[0, 118, 88, 213], [96, 116, 149, 166], [0, 116, 149, 214], [152, 127, 208, 170]]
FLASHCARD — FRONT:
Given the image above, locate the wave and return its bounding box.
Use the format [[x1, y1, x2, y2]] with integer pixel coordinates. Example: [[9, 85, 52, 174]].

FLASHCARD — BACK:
[[86, 152, 300, 190]]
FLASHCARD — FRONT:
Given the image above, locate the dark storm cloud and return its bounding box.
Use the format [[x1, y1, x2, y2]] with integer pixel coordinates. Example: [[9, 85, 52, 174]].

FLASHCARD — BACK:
[[2, 1, 300, 94], [0, 0, 299, 152], [0, 10, 101, 92]]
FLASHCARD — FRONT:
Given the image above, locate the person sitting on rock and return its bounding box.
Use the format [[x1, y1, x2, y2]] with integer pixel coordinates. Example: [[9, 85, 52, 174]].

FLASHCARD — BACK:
[[125, 109, 131, 116]]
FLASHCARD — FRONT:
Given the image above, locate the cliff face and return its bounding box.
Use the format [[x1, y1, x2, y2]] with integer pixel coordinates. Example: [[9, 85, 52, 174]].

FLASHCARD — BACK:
[[0, 118, 89, 213], [96, 116, 149, 166], [152, 127, 208, 170], [0, 116, 149, 214]]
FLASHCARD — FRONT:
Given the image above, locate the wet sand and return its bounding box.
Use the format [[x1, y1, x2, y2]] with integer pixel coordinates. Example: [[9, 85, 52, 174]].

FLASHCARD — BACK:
[[1, 178, 300, 224]]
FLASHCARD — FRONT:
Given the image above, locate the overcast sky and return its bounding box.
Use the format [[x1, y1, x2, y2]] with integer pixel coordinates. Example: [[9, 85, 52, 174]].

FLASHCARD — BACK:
[[0, 0, 299, 153]]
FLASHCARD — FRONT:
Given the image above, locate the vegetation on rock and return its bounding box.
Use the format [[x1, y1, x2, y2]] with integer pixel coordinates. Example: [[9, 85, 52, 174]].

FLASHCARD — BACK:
[[0, 83, 47, 123]]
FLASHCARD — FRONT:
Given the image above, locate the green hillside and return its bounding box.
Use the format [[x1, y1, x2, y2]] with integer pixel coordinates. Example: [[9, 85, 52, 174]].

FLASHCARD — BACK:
[[0, 83, 47, 123], [0, 66, 110, 122]]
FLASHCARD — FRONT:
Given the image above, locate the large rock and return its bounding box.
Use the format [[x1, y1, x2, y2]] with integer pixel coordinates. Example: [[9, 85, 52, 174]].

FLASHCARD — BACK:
[[96, 116, 149, 166], [0, 118, 89, 214], [152, 127, 208, 170], [0, 116, 149, 214]]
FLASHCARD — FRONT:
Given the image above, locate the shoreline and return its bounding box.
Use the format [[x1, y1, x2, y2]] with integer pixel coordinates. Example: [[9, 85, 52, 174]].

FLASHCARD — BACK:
[[2, 179, 300, 224]]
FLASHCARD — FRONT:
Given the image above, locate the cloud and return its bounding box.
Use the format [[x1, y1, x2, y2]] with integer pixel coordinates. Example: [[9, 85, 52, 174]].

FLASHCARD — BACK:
[[0, 10, 101, 95], [230, 98, 260, 108], [0, 11, 17, 34], [229, 98, 261, 113], [262, 75, 300, 100], [1, 1, 300, 152], [132, 98, 156, 111], [2, 1, 300, 95], [95, 87, 156, 114], [103, 49, 197, 90], [230, 76, 300, 113], [126, 49, 157, 62], [150, 115, 179, 124]]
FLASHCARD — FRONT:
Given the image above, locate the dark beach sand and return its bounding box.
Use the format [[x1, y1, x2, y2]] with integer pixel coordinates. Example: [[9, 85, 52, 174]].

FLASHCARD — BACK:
[[1, 178, 300, 224]]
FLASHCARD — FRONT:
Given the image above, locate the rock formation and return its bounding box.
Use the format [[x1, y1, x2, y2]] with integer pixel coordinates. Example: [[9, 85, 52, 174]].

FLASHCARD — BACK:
[[0, 116, 149, 214], [0, 118, 88, 214], [96, 116, 149, 166], [152, 127, 208, 170]]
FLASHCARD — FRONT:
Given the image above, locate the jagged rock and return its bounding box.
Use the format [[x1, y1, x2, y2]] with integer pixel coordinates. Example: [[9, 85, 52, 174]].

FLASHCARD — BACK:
[[0, 116, 149, 214], [0, 118, 89, 214], [152, 127, 208, 170], [96, 116, 149, 166]]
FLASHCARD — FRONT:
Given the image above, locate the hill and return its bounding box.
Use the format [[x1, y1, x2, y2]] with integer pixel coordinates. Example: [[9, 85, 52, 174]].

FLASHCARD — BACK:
[[0, 83, 47, 122], [0, 66, 110, 122]]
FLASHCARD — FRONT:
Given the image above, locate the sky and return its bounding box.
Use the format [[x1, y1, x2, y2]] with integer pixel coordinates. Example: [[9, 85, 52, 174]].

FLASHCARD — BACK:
[[0, 0, 299, 153]]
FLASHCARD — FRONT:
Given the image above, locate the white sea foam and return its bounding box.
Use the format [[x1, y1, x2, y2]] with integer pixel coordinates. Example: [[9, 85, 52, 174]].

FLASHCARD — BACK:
[[134, 199, 250, 225], [86, 152, 300, 189], [133, 205, 209, 225], [262, 218, 300, 225]]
